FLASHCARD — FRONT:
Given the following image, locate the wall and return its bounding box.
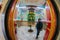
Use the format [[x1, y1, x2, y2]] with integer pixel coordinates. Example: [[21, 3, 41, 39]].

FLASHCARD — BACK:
[[54, 0, 60, 40], [0, 0, 8, 40]]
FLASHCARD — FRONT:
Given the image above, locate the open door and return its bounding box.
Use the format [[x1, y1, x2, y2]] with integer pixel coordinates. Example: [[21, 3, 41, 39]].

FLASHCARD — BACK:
[[5, 0, 59, 40]]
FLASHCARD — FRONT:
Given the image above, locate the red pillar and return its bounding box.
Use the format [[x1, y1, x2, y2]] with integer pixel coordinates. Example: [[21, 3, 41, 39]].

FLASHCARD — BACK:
[[43, 3, 51, 40]]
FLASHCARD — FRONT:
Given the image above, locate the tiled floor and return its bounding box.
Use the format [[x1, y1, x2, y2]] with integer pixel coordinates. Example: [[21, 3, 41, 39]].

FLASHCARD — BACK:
[[16, 26, 45, 40]]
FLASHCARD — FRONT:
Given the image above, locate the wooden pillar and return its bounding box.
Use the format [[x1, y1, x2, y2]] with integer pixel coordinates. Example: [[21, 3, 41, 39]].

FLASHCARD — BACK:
[[7, 0, 18, 40]]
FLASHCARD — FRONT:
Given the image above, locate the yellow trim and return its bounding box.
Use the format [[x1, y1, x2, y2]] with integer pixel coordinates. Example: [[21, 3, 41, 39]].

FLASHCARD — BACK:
[[7, 0, 18, 40]]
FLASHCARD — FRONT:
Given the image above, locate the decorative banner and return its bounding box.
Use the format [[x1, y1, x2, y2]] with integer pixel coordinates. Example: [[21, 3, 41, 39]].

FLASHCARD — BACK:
[[28, 11, 35, 22], [19, 0, 46, 6]]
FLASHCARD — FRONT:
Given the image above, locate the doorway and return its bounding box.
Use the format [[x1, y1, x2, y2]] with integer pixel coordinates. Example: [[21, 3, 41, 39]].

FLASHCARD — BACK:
[[5, 0, 58, 40]]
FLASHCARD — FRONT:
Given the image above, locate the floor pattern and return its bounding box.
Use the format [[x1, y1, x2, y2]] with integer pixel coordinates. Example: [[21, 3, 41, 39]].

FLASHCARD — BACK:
[[16, 26, 45, 40]]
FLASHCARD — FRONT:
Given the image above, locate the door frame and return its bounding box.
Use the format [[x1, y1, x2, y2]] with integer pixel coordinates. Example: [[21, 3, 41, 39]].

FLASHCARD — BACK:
[[4, 0, 59, 40]]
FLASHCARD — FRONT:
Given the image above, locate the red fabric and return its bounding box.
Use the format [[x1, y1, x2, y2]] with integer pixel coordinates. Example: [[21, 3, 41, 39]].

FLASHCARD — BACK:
[[0, 4, 2, 10], [14, 22, 17, 27]]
